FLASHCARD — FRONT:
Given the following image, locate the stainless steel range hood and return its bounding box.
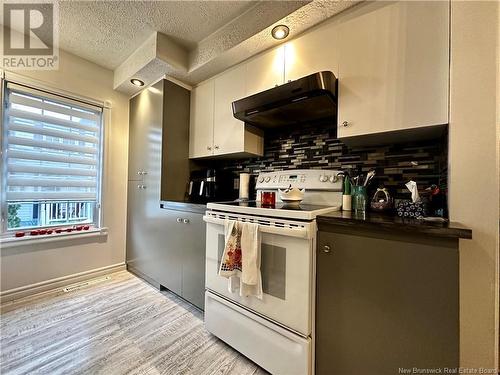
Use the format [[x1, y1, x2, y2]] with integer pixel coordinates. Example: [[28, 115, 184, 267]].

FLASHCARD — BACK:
[[232, 71, 337, 129]]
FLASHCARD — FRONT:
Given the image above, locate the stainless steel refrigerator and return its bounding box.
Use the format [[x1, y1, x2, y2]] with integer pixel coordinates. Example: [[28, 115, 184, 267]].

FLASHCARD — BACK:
[[126, 79, 206, 309]]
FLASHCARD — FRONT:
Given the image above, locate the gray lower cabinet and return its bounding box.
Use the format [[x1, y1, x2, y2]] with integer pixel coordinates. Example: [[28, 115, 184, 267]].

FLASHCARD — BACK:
[[316, 228, 459, 375], [155, 210, 206, 309], [127, 198, 206, 309]]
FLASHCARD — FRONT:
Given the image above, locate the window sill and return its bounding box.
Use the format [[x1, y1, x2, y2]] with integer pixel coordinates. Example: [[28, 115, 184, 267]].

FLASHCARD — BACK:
[[0, 227, 108, 248]]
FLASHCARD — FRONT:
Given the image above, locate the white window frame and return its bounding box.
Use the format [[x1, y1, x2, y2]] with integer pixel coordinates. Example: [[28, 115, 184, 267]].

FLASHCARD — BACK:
[[0, 71, 109, 243]]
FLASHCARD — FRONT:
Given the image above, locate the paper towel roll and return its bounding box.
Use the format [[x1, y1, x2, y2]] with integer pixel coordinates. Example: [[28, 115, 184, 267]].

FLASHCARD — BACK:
[[239, 173, 250, 200]]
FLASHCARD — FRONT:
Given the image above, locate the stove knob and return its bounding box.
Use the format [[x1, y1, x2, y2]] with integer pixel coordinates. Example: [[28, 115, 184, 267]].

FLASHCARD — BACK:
[[258, 177, 264, 183], [265, 177, 271, 182], [329, 175, 338, 183], [319, 175, 328, 182]]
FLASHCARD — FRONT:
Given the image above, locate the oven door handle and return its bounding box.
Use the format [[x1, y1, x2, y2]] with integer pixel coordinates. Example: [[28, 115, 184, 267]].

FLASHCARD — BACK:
[[203, 216, 311, 239]]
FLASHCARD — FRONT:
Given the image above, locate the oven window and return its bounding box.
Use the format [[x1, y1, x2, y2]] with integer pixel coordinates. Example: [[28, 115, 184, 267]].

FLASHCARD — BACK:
[[261, 243, 286, 300], [217, 234, 286, 300]]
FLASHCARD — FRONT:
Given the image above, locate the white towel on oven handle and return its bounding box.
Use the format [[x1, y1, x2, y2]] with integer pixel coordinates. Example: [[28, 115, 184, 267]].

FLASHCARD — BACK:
[[240, 221, 262, 299]]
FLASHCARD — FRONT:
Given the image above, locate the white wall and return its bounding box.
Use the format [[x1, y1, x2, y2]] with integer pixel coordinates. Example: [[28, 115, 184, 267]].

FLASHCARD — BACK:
[[449, 1, 499, 369], [0, 50, 129, 292]]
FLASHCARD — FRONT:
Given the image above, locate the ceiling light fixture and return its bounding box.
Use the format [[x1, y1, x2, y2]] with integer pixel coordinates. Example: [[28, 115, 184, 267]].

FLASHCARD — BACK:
[[272, 25, 289, 40], [130, 78, 145, 87]]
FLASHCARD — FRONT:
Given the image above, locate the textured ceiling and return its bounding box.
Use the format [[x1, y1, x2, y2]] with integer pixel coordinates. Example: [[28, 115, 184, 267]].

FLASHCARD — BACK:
[[187, 0, 362, 82], [58, 0, 260, 70], [49, 0, 361, 95]]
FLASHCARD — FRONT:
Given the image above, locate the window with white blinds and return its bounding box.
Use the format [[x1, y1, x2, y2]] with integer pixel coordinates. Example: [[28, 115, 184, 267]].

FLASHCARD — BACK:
[[2, 82, 103, 231]]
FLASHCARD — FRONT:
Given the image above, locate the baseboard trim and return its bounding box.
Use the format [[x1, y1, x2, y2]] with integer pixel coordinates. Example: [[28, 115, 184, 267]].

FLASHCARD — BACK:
[[126, 265, 161, 289], [0, 263, 126, 304]]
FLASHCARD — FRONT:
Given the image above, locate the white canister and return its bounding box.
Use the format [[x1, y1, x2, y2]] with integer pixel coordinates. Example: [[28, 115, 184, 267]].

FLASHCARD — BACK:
[[239, 173, 250, 200], [342, 194, 352, 211]]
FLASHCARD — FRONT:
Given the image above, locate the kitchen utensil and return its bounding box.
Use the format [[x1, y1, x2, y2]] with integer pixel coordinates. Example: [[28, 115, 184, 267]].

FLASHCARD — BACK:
[[363, 169, 376, 186]]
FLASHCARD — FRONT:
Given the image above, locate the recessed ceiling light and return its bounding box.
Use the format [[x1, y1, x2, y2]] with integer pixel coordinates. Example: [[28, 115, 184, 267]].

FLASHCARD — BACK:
[[130, 78, 144, 87], [272, 25, 289, 40]]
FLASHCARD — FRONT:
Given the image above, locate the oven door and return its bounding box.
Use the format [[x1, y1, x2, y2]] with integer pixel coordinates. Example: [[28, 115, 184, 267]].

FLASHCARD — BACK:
[[203, 211, 315, 336]]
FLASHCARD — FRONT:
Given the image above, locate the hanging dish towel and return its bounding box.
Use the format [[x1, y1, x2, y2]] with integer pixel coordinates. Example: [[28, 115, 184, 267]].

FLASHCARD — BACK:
[[219, 220, 262, 299]]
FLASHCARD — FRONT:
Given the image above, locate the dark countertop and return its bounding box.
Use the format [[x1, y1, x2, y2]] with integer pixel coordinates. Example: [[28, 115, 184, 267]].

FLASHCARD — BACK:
[[317, 211, 472, 240], [160, 201, 206, 215]]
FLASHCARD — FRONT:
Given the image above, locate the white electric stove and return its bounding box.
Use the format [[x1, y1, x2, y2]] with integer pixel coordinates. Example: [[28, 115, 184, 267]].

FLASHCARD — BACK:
[[207, 169, 343, 220], [203, 169, 343, 375]]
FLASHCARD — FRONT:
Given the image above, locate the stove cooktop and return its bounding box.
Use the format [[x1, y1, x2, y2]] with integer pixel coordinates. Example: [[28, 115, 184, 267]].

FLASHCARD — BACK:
[[219, 201, 334, 211], [207, 200, 342, 221]]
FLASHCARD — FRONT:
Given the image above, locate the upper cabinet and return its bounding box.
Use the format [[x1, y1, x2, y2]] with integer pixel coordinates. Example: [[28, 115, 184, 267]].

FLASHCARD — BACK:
[[189, 80, 214, 158], [190, 0, 450, 153], [337, 1, 449, 138], [213, 64, 263, 156], [245, 47, 285, 96], [284, 25, 339, 82], [189, 65, 263, 159]]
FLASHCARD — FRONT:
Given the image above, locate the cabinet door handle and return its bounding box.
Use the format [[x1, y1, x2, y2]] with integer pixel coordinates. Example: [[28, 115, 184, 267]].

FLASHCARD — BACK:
[[342, 121, 349, 127], [207, 146, 212, 151], [176, 218, 183, 223], [137, 171, 142, 175], [323, 244, 332, 253], [214, 145, 219, 150], [183, 218, 190, 224]]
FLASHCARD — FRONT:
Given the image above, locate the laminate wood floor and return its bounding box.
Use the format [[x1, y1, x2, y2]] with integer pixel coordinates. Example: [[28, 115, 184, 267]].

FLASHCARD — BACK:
[[0, 271, 268, 375]]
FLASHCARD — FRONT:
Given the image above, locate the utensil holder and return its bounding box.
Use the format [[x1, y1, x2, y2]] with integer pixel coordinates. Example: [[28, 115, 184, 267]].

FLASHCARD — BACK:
[[352, 186, 368, 213]]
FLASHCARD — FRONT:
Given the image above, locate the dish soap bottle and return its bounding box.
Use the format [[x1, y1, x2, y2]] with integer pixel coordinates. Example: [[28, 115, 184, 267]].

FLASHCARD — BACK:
[[342, 176, 352, 211]]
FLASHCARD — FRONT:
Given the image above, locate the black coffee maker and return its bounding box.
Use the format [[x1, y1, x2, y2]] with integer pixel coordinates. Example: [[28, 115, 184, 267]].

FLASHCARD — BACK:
[[201, 169, 217, 201], [186, 169, 237, 203], [186, 169, 208, 203], [186, 169, 218, 203]]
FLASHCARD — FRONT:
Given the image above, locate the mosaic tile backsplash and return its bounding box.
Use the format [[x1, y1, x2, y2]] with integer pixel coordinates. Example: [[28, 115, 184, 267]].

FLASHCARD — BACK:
[[221, 125, 448, 202]]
